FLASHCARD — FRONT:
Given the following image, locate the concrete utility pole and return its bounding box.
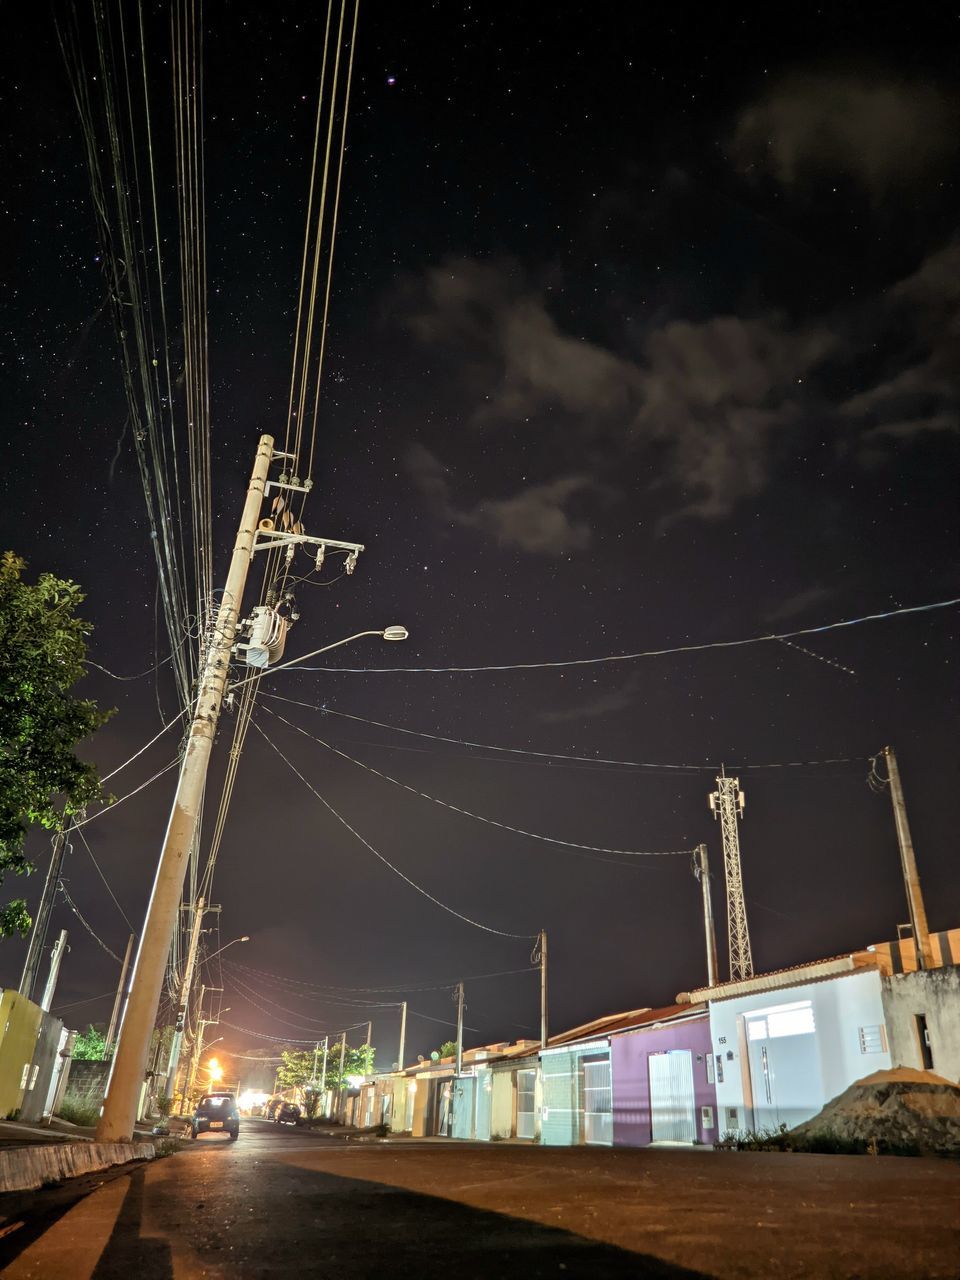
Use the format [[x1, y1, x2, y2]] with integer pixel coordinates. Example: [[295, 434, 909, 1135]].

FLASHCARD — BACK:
[[454, 982, 465, 1077], [709, 771, 754, 982], [320, 1036, 329, 1117], [365, 1020, 372, 1069], [104, 933, 135, 1054], [397, 1001, 407, 1071], [98, 436, 274, 1141], [181, 987, 221, 1114], [164, 898, 206, 1100], [883, 746, 933, 970], [335, 1034, 347, 1121], [40, 930, 69, 1012], [20, 821, 71, 1000], [693, 844, 719, 988], [535, 930, 548, 1050]]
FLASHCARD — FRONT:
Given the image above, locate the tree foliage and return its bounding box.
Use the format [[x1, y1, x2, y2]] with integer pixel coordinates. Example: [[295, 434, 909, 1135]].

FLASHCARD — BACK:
[[0, 553, 112, 936], [435, 1040, 457, 1061], [277, 1042, 375, 1094], [73, 1024, 109, 1060]]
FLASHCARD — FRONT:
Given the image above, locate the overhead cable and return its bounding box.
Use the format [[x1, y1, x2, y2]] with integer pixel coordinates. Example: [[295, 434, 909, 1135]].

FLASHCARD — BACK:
[[262, 705, 691, 859], [284, 597, 960, 674], [99, 711, 187, 784], [72, 758, 180, 830], [224, 958, 536, 995], [252, 720, 537, 940]]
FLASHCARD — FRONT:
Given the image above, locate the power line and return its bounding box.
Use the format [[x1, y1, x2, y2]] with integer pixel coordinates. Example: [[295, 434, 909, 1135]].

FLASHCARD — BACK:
[[252, 720, 537, 940], [261, 692, 867, 773], [262, 705, 692, 859], [281, 596, 960, 674], [99, 712, 186, 784], [72, 759, 180, 830], [59, 882, 123, 964], [74, 826, 137, 935], [224, 958, 536, 995]]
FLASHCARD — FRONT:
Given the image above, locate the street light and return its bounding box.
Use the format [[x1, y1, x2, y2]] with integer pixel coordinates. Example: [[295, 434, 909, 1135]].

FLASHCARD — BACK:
[[204, 936, 249, 965], [228, 626, 409, 693]]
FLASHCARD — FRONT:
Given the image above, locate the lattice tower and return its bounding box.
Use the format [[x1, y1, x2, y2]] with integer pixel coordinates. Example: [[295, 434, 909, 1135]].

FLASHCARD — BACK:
[[709, 774, 754, 981]]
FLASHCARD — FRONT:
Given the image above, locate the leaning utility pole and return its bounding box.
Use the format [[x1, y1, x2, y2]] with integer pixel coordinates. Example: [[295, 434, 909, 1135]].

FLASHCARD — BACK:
[[693, 844, 719, 988], [454, 982, 465, 1077], [882, 746, 933, 970], [320, 1036, 329, 1116], [397, 1001, 407, 1072], [104, 933, 135, 1054], [709, 771, 753, 981], [164, 898, 206, 1100], [19, 820, 71, 1000], [40, 930, 69, 1012], [98, 436, 275, 1141]]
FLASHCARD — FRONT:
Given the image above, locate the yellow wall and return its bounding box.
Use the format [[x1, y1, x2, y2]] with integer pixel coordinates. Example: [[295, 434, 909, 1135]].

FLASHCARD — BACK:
[[0, 991, 43, 1118]]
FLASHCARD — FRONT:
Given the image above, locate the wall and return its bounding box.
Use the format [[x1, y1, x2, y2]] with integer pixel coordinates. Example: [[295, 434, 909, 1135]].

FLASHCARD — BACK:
[[882, 965, 960, 1082], [709, 969, 890, 1133], [0, 991, 43, 1118], [611, 1015, 716, 1146], [19, 1012, 64, 1123], [490, 1069, 514, 1138], [541, 1048, 582, 1145], [64, 1059, 113, 1104]]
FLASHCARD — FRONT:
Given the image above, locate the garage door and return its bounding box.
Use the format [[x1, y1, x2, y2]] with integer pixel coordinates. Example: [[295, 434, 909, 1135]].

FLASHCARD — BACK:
[[649, 1050, 696, 1143]]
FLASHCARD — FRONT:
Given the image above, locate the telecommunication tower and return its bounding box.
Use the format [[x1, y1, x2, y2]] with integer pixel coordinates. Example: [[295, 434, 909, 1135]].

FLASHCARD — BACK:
[[708, 771, 754, 981]]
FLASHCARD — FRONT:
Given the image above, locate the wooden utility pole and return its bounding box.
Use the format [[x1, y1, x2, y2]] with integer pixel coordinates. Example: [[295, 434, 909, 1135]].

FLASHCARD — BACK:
[[98, 436, 274, 1141], [883, 746, 933, 970], [164, 898, 206, 1099], [397, 1001, 407, 1071], [19, 821, 71, 1000], [694, 844, 719, 988], [454, 982, 465, 1077], [104, 933, 135, 1054]]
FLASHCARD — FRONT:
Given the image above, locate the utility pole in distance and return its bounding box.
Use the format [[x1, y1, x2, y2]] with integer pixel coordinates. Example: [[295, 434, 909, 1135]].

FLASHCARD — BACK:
[[397, 1001, 407, 1071], [98, 436, 275, 1141], [19, 820, 71, 1000], [533, 930, 548, 1049], [104, 933, 135, 1054], [40, 930, 69, 1012], [454, 982, 465, 1076], [320, 1036, 329, 1117], [693, 845, 719, 988], [164, 898, 207, 1100], [882, 746, 933, 970]]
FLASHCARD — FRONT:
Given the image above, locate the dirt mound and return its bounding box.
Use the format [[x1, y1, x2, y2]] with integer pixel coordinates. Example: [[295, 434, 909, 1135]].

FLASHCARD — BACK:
[[792, 1068, 960, 1155]]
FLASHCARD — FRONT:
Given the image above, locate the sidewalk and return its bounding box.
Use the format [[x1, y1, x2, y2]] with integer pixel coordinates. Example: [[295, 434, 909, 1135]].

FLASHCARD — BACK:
[[0, 1118, 156, 1193]]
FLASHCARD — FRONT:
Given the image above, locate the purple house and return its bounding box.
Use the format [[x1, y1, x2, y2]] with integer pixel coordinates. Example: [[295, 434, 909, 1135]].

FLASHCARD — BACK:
[[611, 1004, 717, 1146]]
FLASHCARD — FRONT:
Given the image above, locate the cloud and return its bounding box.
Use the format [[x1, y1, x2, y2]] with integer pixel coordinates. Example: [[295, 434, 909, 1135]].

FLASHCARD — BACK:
[[405, 260, 833, 535], [765, 585, 835, 624], [841, 240, 960, 451], [406, 443, 598, 556], [731, 73, 958, 196]]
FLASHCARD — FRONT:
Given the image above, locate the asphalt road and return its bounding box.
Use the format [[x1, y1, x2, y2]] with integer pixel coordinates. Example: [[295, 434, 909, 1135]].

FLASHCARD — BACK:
[[1, 1119, 957, 1278]]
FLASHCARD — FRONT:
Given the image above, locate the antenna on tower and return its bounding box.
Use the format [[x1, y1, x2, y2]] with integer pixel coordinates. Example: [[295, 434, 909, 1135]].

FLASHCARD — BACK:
[[708, 771, 754, 981]]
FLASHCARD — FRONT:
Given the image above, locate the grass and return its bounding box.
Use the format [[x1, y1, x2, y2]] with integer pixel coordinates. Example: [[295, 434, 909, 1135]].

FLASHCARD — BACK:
[[56, 1096, 101, 1128], [715, 1124, 921, 1157]]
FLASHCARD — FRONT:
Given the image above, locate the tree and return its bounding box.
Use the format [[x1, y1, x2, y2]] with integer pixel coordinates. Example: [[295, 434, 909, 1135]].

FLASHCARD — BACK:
[[73, 1024, 108, 1060], [277, 1042, 375, 1095], [435, 1040, 457, 1061], [0, 553, 112, 936]]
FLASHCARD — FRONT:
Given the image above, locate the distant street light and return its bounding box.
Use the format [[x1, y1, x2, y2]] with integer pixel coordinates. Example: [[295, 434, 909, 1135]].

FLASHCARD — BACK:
[[228, 627, 409, 693]]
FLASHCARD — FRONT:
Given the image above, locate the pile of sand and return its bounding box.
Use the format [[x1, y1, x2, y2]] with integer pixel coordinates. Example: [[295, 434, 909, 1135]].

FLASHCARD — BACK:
[[792, 1067, 960, 1154]]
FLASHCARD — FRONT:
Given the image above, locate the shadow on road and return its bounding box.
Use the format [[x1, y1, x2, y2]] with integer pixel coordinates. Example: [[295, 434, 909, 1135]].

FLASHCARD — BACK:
[[91, 1166, 174, 1279]]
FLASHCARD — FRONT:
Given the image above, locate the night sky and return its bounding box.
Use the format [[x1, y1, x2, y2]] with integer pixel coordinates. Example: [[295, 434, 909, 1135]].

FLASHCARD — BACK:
[[2, 2, 958, 1073]]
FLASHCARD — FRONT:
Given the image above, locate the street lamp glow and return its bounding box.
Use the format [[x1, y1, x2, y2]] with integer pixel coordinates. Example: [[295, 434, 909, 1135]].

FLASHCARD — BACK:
[[382, 626, 408, 641]]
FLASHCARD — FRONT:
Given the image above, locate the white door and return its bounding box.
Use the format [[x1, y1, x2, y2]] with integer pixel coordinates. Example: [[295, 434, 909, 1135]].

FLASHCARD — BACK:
[[583, 1056, 613, 1145], [649, 1050, 696, 1143], [517, 1069, 537, 1139]]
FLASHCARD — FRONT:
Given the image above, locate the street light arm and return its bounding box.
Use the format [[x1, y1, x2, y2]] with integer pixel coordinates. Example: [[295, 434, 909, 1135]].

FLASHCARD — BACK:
[[228, 629, 406, 693], [204, 936, 249, 965]]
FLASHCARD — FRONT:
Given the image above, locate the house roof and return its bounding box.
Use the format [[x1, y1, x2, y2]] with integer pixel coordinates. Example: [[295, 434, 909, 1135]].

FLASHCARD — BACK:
[[492, 1001, 708, 1059]]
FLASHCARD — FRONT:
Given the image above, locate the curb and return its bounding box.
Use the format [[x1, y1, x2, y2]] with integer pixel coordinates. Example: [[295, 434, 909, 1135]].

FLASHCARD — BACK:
[[0, 1141, 155, 1193]]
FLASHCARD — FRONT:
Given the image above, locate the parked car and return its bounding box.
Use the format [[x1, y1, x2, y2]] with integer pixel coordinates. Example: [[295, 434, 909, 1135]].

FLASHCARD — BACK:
[[264, 1096, 283, 1120], [275, 1101, 301, 1126], [192, 1092, 240, 1140]]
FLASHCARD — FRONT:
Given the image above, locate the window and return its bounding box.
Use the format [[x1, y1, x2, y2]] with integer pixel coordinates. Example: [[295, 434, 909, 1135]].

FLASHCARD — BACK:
[[858, 1024, 887, 1055], [701, 1105, 715, 1130], [706, 1054, 715, 1084], [715, 1054, 724, 1084], [915, 1015, 934, 1071], [726, 1107, 738, 1126]]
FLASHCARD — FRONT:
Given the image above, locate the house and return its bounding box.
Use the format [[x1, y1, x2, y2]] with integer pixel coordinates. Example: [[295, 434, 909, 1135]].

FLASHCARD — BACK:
[[680, 926, 960, 1135]]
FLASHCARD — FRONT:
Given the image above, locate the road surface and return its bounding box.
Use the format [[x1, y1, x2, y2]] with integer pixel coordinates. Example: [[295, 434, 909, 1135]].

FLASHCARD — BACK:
[[0, 1118, 957, 1278]]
